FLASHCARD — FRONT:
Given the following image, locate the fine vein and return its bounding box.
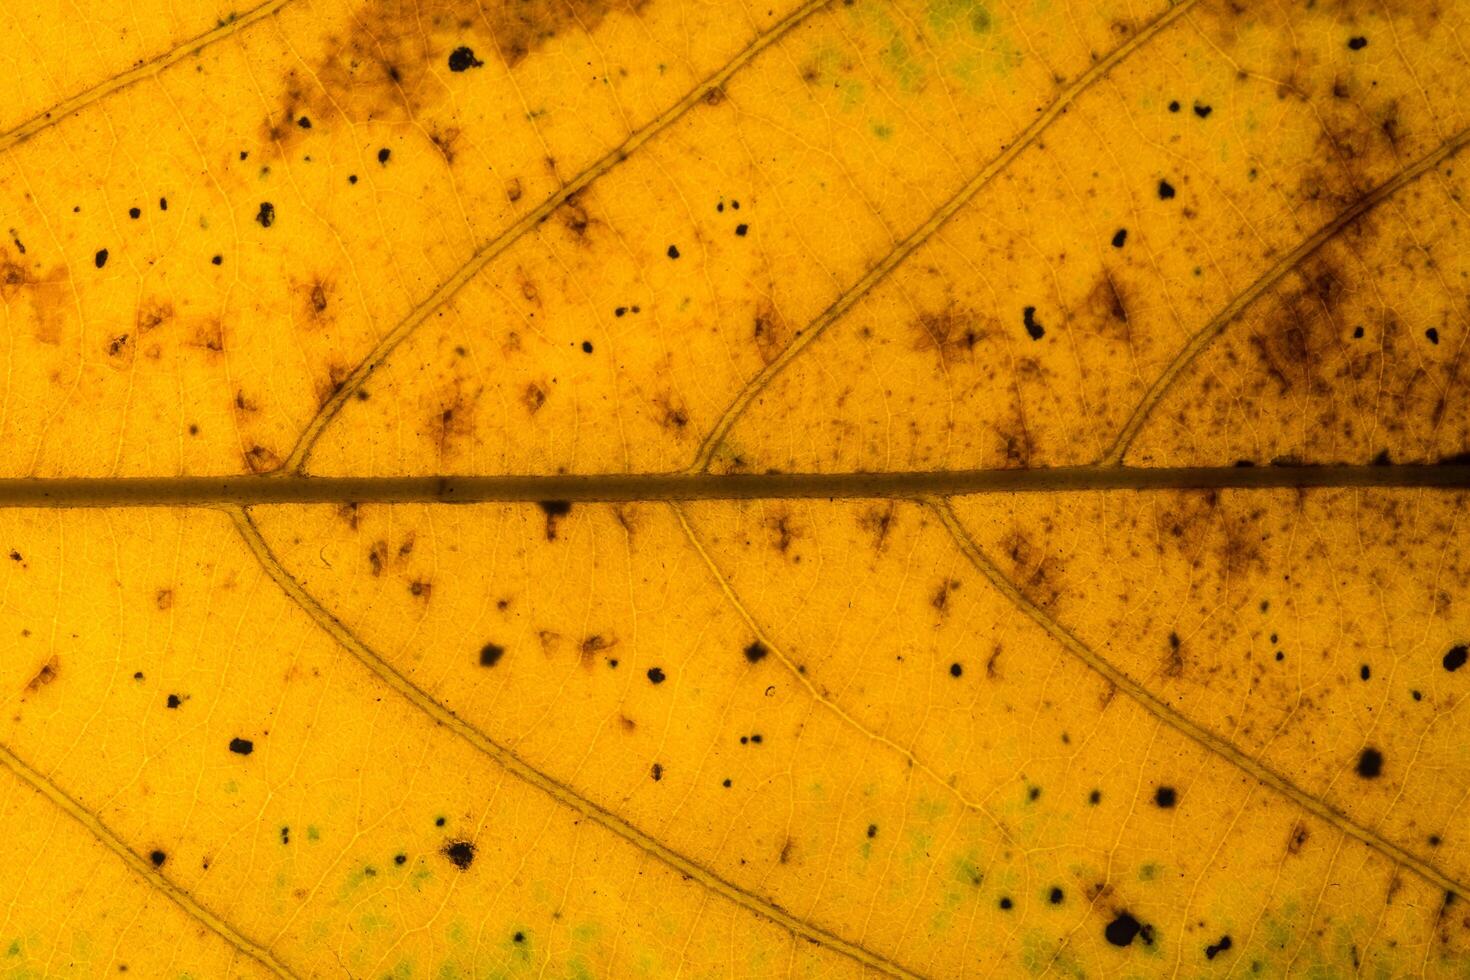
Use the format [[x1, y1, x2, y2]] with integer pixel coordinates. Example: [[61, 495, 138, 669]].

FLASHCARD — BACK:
[[282, 0, 837, 473], [688, 0, 1202, 472], [933, 497, 1469, 902], [230, 505, 921, 980], [0, 0, 291, 152], [0, 740, 297, 978]]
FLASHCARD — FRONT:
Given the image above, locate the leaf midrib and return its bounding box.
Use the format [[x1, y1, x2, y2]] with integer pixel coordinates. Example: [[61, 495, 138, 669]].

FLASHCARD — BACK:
[[0, 464, 1464, 507]]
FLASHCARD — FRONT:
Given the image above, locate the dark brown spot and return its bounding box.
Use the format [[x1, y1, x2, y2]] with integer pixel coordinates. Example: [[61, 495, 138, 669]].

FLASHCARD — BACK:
[[443, 840, 476, 869]]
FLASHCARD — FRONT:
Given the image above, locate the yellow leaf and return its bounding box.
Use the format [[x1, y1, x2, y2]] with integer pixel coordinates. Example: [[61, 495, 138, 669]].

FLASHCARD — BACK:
[[0, 0, 1468, 976]]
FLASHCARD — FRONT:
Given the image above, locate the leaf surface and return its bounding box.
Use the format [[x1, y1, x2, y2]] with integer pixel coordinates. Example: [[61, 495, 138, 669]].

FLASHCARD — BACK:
[[1, 0, 1469, 976]]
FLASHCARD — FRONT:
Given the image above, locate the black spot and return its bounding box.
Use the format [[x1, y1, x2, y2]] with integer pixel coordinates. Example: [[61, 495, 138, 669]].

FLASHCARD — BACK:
[[722, 778, 732, 787], [1426, 327, 1440, 345], [513, 931, 525, 943], [1167, 100, 1180, 112], [149, 850, 167, 867], [538, 500, 571, 519], [1275, 650, 1285, 662], [1154, 786, 1177, 808], [1429, 834, 1442, 847], [448, 46, 484, 72], [1353, 325, 1364, 339], [1022, 305, 1044, 340], [280, 826, 290, 844], [744, 641, 768, 663], [1357, 747, 1383, 779], [581, 340, 594, 353], [211, 255, 223, 266], [1105, 912, 1143, 947], [129, 207, 141, 219], [647, 667, 666, 684], [998, 897, 1013, 910], [297, 116, 312, 129], [1048, 886, 1064, 905], [1205, 935, 1233, 960], [479, 643, 505, 667], [166, 694, 181, 709], [228, 737, 253, 755], [1348, 36, 1368, 50], [255, 202, 275, 228], [735, 223, 748, 237], [667, 244, 680, 259], [394, 853, 407, 865], [348, 174, 358, 184], [1157, 179, 1176, 200], [443, 840, 476, 870], [949, 662, 963, 678], [651, 763, 663, 781], [378, 148, 392, 165], [435, 816, 446, 827], [867, 824, 877, 838], [1088, 789, 1101, 805], [1444, 645, 1467, 671], [1193, 102, 1212, 118], [159, 197, 167, 211], [1111, 228, 1127, 248], [614, 306, 627, 317], [1360, 664, 1371, 681], [94, 249, 109, 269]]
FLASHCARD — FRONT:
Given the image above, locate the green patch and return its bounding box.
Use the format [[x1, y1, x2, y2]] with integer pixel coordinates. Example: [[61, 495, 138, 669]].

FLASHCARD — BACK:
[[870, 122, 894, 140], [927, 0, 992, 35]]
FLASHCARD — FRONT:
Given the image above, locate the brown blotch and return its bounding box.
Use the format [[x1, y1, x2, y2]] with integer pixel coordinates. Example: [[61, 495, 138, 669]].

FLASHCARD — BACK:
[[538, 500, 572, 540], [778, 838, 794, 864], [432, 386, 479, 456], [23, 656, 59, 694], [429, 125, 462, 164], [316, 362, 352, 407], [752, 300, 793, 366], [155, 589, 174, 611], [997, 528, 1065, 610], [931, 578, 960, 616], [1084, 270, 1131, 342], [302, 277, 331, 321], [914, 305, 988, 355], [368, 540, 389, 576], [857, 503, 897, 553], [522, 382, 548, 415], [1287, 820, 1310, 856], [558, 196, 592, 238], [136, 299, 173, 333], [763, 509, 801, 558], [243, 445, 282, 473], [1153, 491, 1267, 583], [258, 0, 638, 159], [653, 389, 689, 432], [2, 248, 71, 344], [580, 634, 616, 669]]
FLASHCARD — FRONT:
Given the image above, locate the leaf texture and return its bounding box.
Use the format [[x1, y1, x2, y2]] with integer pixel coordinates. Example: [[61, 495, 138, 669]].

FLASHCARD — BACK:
[[1, 0, 1469, 976]]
